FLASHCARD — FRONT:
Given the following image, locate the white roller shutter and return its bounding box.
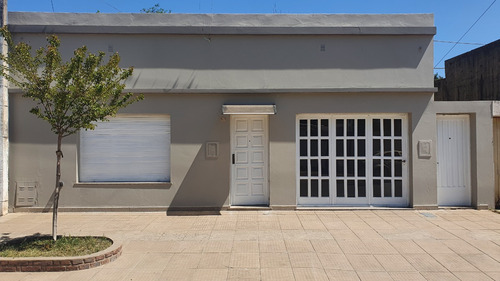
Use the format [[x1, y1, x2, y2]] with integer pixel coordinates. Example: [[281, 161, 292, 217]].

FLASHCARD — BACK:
[[79, 115, 170, 182]]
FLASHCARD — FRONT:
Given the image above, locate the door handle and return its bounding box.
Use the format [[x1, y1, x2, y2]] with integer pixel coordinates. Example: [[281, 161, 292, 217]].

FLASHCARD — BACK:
[[232, 154, 235, 164]]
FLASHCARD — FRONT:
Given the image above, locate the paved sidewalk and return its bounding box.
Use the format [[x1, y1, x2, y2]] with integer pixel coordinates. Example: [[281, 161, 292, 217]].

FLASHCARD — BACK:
[[1, 209, 500, 280]]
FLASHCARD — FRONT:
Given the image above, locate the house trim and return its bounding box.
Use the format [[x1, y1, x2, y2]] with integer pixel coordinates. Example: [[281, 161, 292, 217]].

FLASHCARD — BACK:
[[8, 12, 436, 36]]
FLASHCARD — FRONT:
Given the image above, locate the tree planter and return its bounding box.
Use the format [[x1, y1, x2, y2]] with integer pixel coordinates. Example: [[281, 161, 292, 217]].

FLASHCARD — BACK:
[[0, 237, 122, 272]]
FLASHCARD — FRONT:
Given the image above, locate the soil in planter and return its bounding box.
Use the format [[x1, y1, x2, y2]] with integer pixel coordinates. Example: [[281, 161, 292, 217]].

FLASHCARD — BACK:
[[0, 235, 112, 257]]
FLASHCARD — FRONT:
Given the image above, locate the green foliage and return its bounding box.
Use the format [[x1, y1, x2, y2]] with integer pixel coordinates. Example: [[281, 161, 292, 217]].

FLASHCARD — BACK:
[[434, 73, 444, 81], [141, 3, 171, 14], [0, 235, 112, 257], [0, 27, 143, 138]]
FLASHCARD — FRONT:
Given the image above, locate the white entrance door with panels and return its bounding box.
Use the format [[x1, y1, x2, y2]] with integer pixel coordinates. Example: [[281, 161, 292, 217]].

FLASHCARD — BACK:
[[231, 115, 269, 206], [437, 115, 471, 206], [297, 114, 408, 206]]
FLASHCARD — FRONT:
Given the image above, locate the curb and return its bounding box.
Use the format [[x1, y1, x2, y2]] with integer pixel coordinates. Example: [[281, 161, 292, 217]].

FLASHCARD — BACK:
[[0, 237, 122, 272]]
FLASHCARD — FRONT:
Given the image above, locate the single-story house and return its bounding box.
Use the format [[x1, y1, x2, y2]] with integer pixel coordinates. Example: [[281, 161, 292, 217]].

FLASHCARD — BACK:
[[2, 12, 496, 213]]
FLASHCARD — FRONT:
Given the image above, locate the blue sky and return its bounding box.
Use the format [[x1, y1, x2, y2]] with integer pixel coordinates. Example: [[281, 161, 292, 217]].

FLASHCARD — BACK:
[[8, 0, 500, 77]]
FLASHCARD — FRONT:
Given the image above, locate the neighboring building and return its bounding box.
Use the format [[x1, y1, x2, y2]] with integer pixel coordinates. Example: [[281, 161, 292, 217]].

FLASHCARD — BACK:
[[4, 12, 496, 212], [435, 39, 500, 101]]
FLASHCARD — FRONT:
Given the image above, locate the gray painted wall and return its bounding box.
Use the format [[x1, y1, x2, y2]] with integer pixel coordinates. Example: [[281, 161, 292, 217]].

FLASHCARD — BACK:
[[9, 13, 495, 211]]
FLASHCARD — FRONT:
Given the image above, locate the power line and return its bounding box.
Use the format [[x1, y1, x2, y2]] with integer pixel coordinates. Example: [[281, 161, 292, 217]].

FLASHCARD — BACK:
[[434, 0, 496, 68], [50, 0, 54, 12], [434, 40, 484, 46]]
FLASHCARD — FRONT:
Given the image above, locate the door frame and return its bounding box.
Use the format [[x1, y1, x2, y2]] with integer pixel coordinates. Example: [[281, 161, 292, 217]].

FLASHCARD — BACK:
[[296, 113, 409, 207], [230, 114, 270, 206], [436, 114, 471, 206]]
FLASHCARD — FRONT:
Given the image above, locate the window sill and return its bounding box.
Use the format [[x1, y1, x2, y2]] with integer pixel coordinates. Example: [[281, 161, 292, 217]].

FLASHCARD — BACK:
[[73, 182, 172, 189]]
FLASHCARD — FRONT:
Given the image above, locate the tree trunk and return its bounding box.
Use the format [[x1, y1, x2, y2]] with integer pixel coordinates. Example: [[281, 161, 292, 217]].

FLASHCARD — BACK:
[[52, 135, 63, 241]]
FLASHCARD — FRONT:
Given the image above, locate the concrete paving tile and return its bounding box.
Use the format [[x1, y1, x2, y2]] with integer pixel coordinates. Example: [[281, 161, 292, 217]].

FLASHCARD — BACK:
[[324, 270, 360, 281], [234, 230, 259, 241], [182, 230, 212, 240], [453, 271, 494, 281], [20, 272, 64, 281], [164, 253, 202, 269], [288, 252, 322, 268], [420, 271, 460, 281], [352, 229, 385, 240], [179, 240, 206, 253], [389, 240, 426, 254], [374, 254, 416, 272], [260, 253, 292, 268], [415, 240, 454, 254], [310, 239, 342, 253], [444, 239, 483, 255], [329, 229, 361, 241], [364, 239, 398, 254], [389, 272, 426, 281], [259, 240, 287, 253], [88, 268, 133, 281], [258, 230, 284, 241], [122, 271, 162, 281], [0, 273, 28, 281], [357, 271, 393, 281], [210, 230, 235, 240], [284, 240, 314, 252], [134, 253, 174, 271], [261, 268, 295, 281], [227, 268, 261, 281], [346, 254, 385, 272], [197, 253, 231, 269], [236, 221, 259, 231], [403, 253, 448, 272], [104, 253, 145, 269], [282, 230, 309, 240], [204, 240, 233, 252], [461, 254, 500, 272], [430, 253, 479, 272], [485, 272, 500, 280], [338, 240, 371, 254], [292, 268, 329, 281], [259, 221, 281, 230], [317, 253, 353, 270], [191, 269, 228, 281], [230, 253, 260, 268], [159, 269, 194, 281], [233, 240, 259, 253]]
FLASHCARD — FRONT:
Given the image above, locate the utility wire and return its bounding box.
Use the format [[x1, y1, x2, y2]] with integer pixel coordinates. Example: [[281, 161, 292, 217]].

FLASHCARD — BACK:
[[434, 40, 484, 46], [434, 0, 496, 68], [50, 0, 55, 12]]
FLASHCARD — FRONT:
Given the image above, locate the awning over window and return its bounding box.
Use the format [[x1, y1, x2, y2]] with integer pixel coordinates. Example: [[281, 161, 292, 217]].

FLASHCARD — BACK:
[[222, 105, 276, 115]]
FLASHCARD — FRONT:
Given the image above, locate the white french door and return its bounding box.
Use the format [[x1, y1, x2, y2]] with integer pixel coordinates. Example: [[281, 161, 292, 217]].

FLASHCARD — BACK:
[[297, 114, 408, 206], [231, 115, 269, 206]]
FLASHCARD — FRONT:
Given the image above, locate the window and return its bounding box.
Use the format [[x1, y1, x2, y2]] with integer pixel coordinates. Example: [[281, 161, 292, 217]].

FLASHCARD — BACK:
[[79, 115, 170, 182]]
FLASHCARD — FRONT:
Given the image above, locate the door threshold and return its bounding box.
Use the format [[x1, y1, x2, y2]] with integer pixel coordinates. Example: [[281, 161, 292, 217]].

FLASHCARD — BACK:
[[228, 206, 271, 211]]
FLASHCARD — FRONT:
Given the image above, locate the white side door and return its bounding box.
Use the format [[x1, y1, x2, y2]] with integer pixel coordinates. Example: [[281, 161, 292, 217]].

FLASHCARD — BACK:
[[231, 115, 269, 206], [437, 115, 471, 206]]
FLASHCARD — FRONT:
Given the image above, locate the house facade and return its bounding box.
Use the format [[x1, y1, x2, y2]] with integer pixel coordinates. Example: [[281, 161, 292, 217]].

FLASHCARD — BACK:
[[4, 12, 496, 212]]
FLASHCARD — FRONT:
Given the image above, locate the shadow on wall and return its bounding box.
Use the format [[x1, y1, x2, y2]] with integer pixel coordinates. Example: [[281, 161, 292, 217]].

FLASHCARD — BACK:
[[167, 143, 229, 215]]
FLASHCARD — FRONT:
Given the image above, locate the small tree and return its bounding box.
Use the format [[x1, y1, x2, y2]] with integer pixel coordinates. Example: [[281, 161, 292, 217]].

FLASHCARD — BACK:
[[141, 3, 171, 13], [0, 27, 143, 240]]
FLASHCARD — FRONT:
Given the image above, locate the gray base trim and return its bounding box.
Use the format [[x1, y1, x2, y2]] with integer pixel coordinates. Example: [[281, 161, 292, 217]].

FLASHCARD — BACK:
[[476, 204, 490, 210], [412, 204, 439, 210]]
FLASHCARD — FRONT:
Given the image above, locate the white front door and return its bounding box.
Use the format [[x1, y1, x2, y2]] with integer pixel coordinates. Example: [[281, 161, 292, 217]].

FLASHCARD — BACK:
[[231, 115, 269, 206], [437, 115, 471, 206]]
